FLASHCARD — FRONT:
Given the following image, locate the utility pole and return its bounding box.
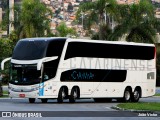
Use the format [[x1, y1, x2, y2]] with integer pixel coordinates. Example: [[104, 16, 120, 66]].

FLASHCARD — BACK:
[[0, 8, 2, 38], [111, 16, 114, 33], [9, 0, 14, 35], [63, 0, 65, 22]]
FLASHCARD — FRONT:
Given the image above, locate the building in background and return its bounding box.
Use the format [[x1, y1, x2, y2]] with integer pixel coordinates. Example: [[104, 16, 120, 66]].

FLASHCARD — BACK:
[[41, 0, 92, 36], [152, 0, 160, 3], [117, 0, 139, 4], [1, 0, 159, 37], [46, 0, 140, 35]]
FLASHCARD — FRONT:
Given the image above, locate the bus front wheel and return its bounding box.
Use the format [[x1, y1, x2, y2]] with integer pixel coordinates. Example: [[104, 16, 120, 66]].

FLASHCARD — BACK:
[[41, 99, 48, 103], [29, 98, 35, 103], [69, 87, 78, 103]]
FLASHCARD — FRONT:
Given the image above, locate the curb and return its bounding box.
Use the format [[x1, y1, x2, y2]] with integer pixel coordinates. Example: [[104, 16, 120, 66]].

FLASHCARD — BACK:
[[153, 96, 160, 98], [111, 106, 160, 115], [0, 97, 25, 99]]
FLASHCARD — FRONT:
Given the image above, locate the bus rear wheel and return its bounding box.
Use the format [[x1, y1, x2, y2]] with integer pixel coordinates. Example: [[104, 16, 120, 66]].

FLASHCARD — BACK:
[[123, 88, 131, 102], [29, 98, 35, 103], [131, 89, 140, 102], [41, 98, 48, 103], [57, 87, 66, 103], [69, 87, 78, 103]]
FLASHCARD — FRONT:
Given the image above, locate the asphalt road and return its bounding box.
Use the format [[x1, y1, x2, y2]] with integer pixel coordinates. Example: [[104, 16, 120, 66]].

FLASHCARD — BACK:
[[0, 97, 159, 120], [156, 87, 160, 93], [0, 86, 160, 120]]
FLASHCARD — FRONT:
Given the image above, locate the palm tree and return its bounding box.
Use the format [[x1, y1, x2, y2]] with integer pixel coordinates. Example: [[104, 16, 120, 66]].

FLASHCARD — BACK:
[[109, 0, 159, 43], [14, 0, 52, 38], [77, 0, 118, 40]]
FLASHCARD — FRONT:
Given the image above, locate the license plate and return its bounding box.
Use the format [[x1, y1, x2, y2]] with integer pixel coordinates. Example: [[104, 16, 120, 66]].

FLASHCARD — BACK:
[[19, 94, 25, 98]]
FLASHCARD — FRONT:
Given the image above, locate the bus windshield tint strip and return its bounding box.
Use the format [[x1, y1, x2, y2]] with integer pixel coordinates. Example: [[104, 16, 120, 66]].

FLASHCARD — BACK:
[[61, 69, 127, 82]]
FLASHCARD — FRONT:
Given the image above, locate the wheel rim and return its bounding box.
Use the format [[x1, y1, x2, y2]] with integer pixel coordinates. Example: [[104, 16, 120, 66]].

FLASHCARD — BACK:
[[125, 91, 130, 101], [134, 91, 139, 100], [73, 91, 77, 99], [62, 90, 65, 99]]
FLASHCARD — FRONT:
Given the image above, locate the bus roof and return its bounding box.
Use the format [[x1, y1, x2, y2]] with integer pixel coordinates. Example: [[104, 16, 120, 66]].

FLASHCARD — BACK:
[[19, 37, 154, 47], [20, 37, 67, 42]]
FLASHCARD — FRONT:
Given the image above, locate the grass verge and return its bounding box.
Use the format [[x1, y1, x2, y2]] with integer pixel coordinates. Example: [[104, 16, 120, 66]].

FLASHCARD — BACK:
[[0, 94, 9, 98], [117, 103, 160, 111], [3, 90, 8, 95], [0, 91, 9, 98], [154, 93, 160, 96]]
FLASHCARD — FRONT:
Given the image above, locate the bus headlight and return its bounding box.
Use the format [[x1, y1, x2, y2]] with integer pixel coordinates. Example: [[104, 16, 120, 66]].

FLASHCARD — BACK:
[[31, 87, 39, 91]]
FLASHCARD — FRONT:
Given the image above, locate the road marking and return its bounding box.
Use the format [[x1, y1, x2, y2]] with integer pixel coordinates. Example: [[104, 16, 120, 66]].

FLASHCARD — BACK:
[[105, 107, 111, 109]]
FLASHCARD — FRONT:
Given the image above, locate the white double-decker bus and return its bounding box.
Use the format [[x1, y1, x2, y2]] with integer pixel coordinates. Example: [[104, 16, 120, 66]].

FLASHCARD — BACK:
[[1, 37, 156, 103]]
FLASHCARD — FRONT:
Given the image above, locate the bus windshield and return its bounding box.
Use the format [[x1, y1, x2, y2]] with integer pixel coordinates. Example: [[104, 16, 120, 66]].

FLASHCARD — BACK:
[[10, 64, 41, 85]]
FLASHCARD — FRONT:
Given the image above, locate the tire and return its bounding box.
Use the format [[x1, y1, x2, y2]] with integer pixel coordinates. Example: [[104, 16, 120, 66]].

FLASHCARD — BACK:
[[41, 99, 48, 103], [105, 98, 112, 102], [69, 87, 78, 103], [29, 98, 35, 103], [94, 98, 112, 103], [94, 98, 101, 102], [57, 87, 66, 103], [131, 89, 140, 102], [123, 88, 131, 102], [117, 98, 123, 102], [94, 98, 104, 103]]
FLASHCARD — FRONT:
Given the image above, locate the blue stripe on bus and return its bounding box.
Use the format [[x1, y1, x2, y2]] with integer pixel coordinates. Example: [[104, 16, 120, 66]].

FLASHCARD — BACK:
[[39, 83, 44, 96]]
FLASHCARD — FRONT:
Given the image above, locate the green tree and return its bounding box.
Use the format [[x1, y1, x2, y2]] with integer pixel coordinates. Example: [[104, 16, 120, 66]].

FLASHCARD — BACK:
[[1, 7, 9, 32], [109, 0, 159, 43], [0, 38, 12, 60], [77, 0, 118, 40], [0, 38, 13, 84], [14, 0, 52, 38], [56, 22, 77, 37]]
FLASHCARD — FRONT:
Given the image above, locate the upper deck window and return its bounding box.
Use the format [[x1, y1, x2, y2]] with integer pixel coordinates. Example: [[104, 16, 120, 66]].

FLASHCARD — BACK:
[[65, 42, 155, 60]]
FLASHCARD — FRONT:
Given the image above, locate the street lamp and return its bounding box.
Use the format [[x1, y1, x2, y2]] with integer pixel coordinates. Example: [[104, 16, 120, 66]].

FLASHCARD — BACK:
[[14, 10, 18, 21], [81, 11, 84, 29], [104, 3, 114, 33], [104, 3, 109, 24], [81, 11, 84, 36]]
